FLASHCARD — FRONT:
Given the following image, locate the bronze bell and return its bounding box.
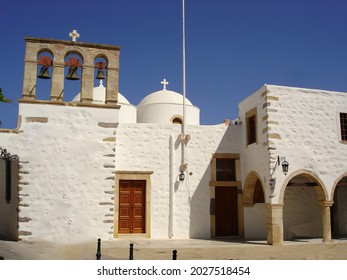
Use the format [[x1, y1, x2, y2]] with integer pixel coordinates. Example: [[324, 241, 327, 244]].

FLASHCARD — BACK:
[[96, 69, 106, 80], [37, 66, 51, 79], [65, 67, 80, 80]]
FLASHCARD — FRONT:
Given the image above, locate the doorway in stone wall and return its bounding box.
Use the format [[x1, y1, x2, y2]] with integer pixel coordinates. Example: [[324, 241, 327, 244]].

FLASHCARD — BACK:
[[118, 180, 146, 234], [215, 187, 238, 237]]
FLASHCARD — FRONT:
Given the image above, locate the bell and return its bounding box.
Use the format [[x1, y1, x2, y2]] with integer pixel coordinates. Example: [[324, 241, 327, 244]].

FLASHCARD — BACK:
[[37, 66, 51, 79], [65, 67, 80, 80], [96, 69, 106, 80]]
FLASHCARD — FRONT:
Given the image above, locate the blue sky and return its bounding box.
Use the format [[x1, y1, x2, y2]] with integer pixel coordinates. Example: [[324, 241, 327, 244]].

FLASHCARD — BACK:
[[1, 0, 347, 128]]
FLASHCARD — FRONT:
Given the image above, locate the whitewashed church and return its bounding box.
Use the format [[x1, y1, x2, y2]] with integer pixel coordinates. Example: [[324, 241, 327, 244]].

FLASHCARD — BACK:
[[1, 34, 347, 245]]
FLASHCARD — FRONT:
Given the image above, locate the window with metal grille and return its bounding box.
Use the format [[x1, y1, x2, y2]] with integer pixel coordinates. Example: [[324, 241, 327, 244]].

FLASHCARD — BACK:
[[341, 113, 347, 141]]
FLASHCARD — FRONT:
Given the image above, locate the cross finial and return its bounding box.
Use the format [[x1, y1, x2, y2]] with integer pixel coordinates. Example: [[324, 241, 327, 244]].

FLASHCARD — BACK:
[[69, 30, 80, 42], [161, 79, 169, 90]]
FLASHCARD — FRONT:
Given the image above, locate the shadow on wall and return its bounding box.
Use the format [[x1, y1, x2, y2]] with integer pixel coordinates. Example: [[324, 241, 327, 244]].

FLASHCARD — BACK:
[[189, 125, 241, 239], [0, 158, 19, 241]]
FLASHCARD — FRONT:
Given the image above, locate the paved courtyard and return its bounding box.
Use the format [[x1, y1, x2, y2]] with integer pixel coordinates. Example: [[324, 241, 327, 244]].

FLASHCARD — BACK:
[[1, 238, 347, 260]]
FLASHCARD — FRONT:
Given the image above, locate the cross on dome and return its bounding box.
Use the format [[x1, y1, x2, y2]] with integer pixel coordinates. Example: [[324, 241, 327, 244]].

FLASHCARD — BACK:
[[161, 79, 169, 90], [69, 30, 80, 42]]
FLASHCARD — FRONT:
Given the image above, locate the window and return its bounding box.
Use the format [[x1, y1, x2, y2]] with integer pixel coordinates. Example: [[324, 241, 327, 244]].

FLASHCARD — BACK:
[[210, 154, 240, 186], [340, 113, 347, 141], [246, 108, 257, 145], [216, 158, 236, 181], [172, 117, 183, 125]]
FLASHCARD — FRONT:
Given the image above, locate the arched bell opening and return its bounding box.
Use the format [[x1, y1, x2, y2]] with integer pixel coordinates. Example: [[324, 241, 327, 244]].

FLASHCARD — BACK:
[[331, 175, 347, 239], [94, 56, 108, 104], [243, 172, 266, 240], [36, 51, 54, 101], [283, 173, 326, 241], [64, 53, 83, 102]]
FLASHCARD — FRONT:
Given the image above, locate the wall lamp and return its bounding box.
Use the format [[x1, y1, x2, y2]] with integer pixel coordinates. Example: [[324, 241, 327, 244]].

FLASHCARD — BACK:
[[179, 172, 185, 182], [179, 163, 188, 182], [277, 156, 289, 175]]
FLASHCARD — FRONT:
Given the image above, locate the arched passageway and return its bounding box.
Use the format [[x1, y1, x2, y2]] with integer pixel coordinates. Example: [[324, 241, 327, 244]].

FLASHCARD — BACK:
[[331, 176, 347, 238], [283, 173, 326, 240]]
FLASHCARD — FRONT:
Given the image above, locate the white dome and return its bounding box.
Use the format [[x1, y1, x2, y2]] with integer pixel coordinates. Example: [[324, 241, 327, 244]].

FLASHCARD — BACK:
[[71, 81, 137, 123], [71, 81, 131, 105], [138, 89, 193, 106], [137, 87, 200, 125]]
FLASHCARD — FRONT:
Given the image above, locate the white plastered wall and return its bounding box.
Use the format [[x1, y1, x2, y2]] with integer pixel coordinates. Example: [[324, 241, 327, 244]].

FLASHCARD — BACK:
[[115, 123, 241, 239], [0, 102, 119, 243]]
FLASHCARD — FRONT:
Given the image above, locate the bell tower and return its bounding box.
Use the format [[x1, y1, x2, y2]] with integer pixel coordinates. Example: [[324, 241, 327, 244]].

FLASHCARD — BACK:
[[21, 31, 120, 106]]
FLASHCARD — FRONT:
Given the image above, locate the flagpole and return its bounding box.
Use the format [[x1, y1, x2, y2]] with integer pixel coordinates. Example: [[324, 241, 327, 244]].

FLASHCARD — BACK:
[[182, 0, 186, 136]]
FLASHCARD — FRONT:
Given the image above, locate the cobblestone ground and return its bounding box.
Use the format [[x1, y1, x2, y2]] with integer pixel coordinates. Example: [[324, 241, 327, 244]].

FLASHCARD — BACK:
[[1, 238, 347, 260]]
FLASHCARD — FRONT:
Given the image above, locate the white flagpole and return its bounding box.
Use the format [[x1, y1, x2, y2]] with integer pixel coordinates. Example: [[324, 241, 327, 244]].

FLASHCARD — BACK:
[[182, 0, 186, 135]]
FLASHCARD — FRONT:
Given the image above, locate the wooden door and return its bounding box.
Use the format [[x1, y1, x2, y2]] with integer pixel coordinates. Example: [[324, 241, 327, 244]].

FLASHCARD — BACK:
[[215, 187, 238, 237], [119, 180, 146, 234]]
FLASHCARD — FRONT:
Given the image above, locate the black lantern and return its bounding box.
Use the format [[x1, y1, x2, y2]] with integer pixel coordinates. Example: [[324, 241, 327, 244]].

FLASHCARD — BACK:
[[276, 156, 289, 176], [179, 172, 185, 182], [281, 159, 289, 175]]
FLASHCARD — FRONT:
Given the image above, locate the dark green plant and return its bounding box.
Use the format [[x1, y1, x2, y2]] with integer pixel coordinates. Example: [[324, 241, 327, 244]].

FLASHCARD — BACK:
[[0, 88, 11, 103]]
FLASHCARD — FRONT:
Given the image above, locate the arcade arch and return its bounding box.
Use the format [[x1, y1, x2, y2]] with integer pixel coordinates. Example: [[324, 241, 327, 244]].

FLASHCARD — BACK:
[[331, 173, 347, 238], [281, 170, 328, 240]]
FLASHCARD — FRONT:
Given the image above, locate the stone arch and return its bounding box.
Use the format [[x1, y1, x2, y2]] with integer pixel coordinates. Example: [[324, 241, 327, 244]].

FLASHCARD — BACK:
[[243, 171, 264, 206], [37, 47, 55, 58], [281, 169, 328, 240], [279, 169, 328, 205], [63, 51, 84, 101], [243, 171, 266, 240], [35, 49, 54, 100], [331, 172, 347, 238], [331, 172, 347, 198], [94, 52, 110, 64], [64, 46, 86, 63]]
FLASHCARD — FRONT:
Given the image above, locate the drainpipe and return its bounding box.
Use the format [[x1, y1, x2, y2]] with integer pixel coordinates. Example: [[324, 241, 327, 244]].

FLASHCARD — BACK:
[[169, 134, 175, 238]]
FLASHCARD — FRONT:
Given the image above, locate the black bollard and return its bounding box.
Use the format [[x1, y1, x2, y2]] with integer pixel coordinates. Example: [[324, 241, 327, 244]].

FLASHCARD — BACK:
[[129, 243, 134, 260], [172, 250, 177, 260], [96, 238, 102, 260]]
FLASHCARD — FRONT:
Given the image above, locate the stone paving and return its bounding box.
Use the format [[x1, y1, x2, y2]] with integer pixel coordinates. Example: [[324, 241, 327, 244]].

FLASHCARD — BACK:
[[1, 238, 347, 260]]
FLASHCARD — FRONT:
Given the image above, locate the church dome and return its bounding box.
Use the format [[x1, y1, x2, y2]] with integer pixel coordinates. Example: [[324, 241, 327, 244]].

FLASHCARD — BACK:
[[137, 79, 200, 125], [138, 89, 193, 106], [71, 81, 137, 123], [71, 80, 131, 105]]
